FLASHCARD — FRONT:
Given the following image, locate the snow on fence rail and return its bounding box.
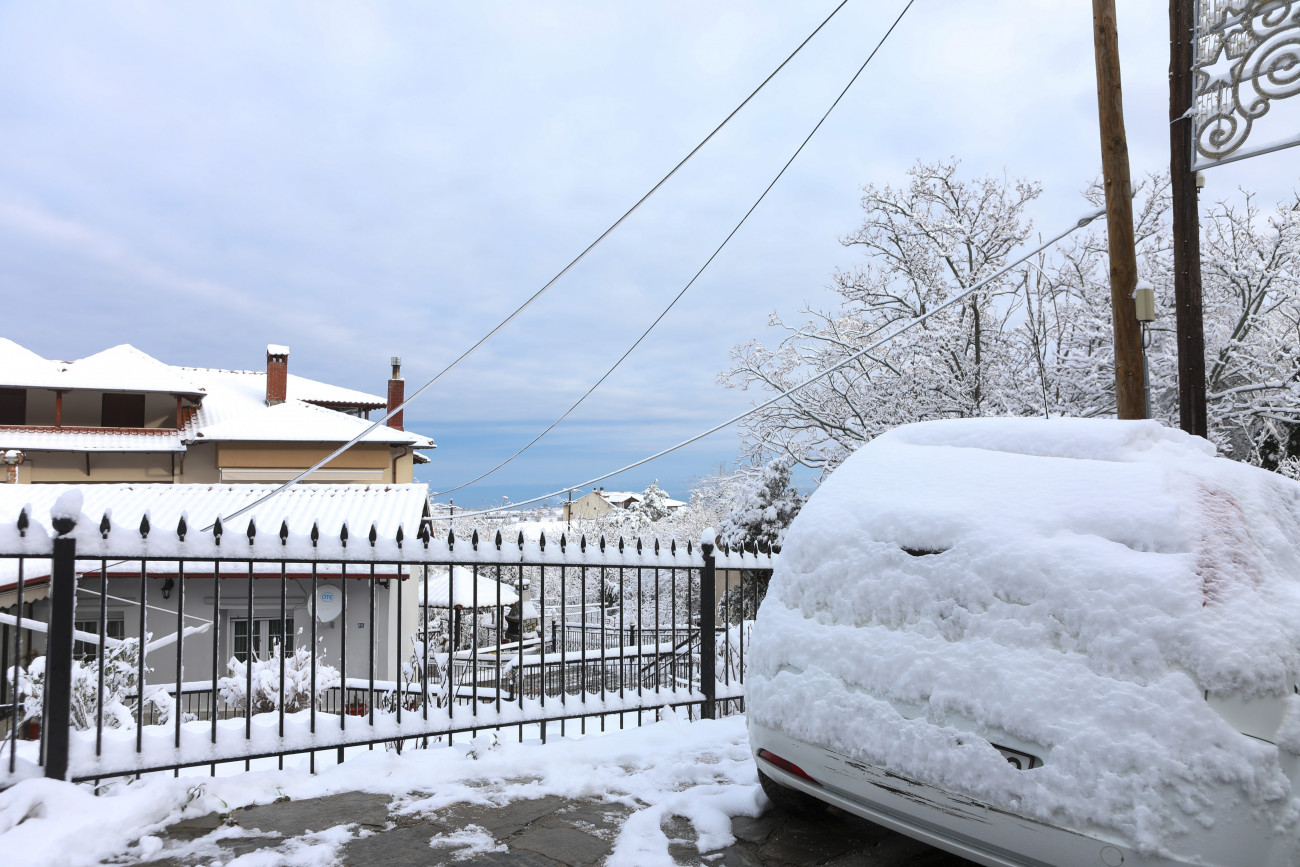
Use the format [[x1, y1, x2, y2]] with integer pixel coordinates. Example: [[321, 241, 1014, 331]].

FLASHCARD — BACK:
[[1, 501, 775, 785]]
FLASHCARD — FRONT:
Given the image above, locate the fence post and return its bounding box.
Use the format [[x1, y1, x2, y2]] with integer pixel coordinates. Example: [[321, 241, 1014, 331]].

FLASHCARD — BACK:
[[699, 539, 716, 720], [44, 517, 78, 780]]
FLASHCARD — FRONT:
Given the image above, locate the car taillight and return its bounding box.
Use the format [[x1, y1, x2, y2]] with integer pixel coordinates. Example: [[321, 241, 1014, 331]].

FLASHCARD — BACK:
[[757, 749, 821, 785]]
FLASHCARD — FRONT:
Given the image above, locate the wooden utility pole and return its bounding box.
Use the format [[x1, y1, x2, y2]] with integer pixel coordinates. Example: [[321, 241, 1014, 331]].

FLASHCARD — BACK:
[[1170, 0, 1208, 436], [1092, 0, 1147, 419]]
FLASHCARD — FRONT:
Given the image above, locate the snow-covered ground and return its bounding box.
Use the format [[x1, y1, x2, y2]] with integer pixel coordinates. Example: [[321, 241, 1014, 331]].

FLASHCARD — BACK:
[[0, 711, 763, 867]]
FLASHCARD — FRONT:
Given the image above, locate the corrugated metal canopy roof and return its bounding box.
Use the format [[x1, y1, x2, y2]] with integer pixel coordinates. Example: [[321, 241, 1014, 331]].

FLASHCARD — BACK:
[[0, 427, 187, 453], [0, 482, 430, 541], [417, 565, 519, 608], [0, 483, 431, 595]]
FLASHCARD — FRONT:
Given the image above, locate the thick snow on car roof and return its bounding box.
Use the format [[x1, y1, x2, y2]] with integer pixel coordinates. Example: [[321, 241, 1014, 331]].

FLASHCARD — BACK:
[[749, 418, 1300, 853]]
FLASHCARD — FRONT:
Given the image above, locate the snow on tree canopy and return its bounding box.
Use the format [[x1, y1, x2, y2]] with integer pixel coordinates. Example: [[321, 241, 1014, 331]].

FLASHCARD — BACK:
[[717, 458, 802, 551], [748, 417, 1300, 851], [630, 482, 672, 523]]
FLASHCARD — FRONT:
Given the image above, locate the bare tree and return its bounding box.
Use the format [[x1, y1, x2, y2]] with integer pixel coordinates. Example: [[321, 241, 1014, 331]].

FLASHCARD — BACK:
[[723, 159, 1041, 471], [723, 160, 1300, 476], [1189, 190, 1300, 468]]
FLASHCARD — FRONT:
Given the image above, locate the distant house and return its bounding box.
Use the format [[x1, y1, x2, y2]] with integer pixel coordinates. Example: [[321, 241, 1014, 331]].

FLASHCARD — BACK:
[[601, 491, 643, 510], [562, 490, 614, 521], [560, 487, 686, 522]]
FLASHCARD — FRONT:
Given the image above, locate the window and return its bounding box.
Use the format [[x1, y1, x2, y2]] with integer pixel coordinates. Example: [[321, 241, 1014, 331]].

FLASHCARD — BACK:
[[0, 388, 25, 425], [73, 618, 126, 661], [101, 392, 145, 427], [232, 617, 296, 662]]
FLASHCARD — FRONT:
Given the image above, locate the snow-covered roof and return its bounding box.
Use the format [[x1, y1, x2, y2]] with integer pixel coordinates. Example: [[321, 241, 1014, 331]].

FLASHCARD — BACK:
[[191, 399, 431, 447], [0, 426, 186, 453], [0, 339, 204, 395], [418, 565, 519, 608], [177, 366, 388, 408], [751, 418, 1300, 850], [181, 367, 429, 447], [0, 338, 56, 385], [598, 491, 686, 510], [0, 482, 430, 551], [0, 340, 431, 450], [287, 374, 387, 408]]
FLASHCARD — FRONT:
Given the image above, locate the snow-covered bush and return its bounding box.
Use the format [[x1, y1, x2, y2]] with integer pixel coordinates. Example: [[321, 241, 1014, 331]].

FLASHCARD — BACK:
[[716, 458, 802, 553], [629, 482, 672, 523], [9, 637, 174, 730], [9, 656, 47, 728], [218, 639, 340, 714], [717, 621, 752, 683], [717, 576, 768, 625], [596, 481, 673, 537], [381, 639, 435, 715]]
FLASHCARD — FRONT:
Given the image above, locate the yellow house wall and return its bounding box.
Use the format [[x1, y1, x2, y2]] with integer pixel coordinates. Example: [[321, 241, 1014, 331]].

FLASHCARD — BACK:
[[177, 442, 220, 484], [23, 389, 178, 428], [4, 442, 418, 485], [23, 450, 176, 483], [24, 389, 57, 426], [215, 442, 410, 484], [392, 450, 414, 484], [142, 393, 179, 428], [218, 442, 388, 469], [57, 390, 101, 427], [562, 493, 612, 521]]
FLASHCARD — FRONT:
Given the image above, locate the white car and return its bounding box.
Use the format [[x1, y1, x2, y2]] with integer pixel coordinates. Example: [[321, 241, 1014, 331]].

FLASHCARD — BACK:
[[747, 419, 1300, 867]]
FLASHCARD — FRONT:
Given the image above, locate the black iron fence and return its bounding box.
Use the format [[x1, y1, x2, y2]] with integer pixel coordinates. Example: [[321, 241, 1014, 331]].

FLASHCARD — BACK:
[[1, 509, 774, 785]]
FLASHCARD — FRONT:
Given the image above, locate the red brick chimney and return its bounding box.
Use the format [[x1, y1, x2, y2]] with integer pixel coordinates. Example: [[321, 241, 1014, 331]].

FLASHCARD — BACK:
[[386, 356, 404, 430], [266, 345, 289, 405]]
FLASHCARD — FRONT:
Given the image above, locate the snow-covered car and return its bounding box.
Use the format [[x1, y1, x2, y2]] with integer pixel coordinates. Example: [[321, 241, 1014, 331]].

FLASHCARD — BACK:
[[747, 419, 1300, 867]]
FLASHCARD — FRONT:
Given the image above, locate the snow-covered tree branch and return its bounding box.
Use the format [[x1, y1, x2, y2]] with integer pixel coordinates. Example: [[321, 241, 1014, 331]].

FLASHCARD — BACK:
[[722, 159, 1300, 476]]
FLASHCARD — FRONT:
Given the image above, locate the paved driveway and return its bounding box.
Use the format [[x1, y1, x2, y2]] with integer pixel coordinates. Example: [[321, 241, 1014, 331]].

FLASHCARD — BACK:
[[143, 789, 977, 866]]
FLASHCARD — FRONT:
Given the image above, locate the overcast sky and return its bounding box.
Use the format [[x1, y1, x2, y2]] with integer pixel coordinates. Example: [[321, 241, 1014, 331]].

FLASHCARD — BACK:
[[1, 1, 1296, 508]]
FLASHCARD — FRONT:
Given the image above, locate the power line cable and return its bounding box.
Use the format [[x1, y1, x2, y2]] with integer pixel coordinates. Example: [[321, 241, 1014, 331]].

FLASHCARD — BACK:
[[435, 205, 1108, 521], [209, 0, 853, 531], [434, 0, 917, 497]]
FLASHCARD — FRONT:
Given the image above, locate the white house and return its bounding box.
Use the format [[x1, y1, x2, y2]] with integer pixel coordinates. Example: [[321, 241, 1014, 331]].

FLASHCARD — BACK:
[[0, 482, 431, 684]]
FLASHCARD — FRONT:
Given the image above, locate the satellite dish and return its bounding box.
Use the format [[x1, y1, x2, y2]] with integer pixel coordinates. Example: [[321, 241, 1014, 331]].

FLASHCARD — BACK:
[[314, 583, 343, 622]]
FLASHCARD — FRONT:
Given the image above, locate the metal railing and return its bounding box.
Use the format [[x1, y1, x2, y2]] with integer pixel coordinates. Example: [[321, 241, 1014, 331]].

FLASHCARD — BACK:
[[2, 509, 774, 784]]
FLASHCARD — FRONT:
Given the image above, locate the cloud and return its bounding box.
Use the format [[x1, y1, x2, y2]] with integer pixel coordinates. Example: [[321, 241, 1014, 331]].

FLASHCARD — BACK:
[[0, 199, 364, 352], [1, 0, 1296, 496]]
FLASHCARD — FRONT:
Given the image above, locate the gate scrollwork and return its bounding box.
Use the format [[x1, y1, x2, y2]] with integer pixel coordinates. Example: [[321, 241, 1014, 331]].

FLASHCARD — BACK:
[[1195, 0, 1300, 160]]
